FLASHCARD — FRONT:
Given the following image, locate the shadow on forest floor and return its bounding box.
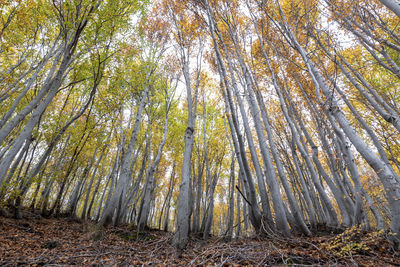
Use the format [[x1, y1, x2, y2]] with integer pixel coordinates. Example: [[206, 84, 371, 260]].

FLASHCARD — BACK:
[[0, 210, 399, 266]]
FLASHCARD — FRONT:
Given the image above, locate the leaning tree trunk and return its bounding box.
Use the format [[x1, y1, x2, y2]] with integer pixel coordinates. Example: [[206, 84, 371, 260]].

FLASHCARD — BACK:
[[137, 95, 171, 230], [225, 153, 235, 240], [100, 85, 149, 226], [205, 1, 265, 233], [275, 1, 400, 243], [159, 161, 176, 230], [81, 145, 106, 220]]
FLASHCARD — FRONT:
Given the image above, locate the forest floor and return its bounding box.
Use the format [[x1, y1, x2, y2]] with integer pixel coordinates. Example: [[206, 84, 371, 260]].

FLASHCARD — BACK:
[[0, 211, 399, 266]]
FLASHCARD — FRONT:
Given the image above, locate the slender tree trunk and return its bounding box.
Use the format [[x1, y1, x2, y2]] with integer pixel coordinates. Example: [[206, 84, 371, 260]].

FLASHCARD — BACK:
[[81, 146, 106, 220], [379, 1, 400, 22], [100, 84, 149, 226], [276, 3, 400, 241], [159, 161, 176, 230], [225, 153, 235, 240], [137, 96, 171, 230]]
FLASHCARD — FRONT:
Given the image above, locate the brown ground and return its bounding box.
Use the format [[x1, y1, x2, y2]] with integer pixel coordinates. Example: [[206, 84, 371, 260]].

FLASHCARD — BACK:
[[0, 211, 399, 266]]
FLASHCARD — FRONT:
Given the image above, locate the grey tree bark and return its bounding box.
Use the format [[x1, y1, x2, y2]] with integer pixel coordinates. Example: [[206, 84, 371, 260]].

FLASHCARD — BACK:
[[204, 0, 266, 233], [137, 90, 172, 230], [274, 0, 400, 242], [172, 10, 201, 248], [81, 146, 107, 220], [100, 84, 149, 226]]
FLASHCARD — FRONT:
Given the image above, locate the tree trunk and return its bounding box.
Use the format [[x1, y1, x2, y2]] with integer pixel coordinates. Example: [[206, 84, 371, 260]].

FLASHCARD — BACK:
[[137, 95, 171, 230], [100, 85, 149, 226]]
